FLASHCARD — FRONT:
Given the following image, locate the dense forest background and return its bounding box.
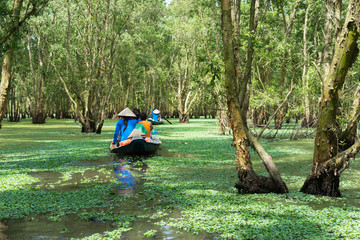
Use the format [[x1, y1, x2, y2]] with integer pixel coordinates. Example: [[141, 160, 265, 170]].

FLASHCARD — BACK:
[[2, 0, 357, 134]]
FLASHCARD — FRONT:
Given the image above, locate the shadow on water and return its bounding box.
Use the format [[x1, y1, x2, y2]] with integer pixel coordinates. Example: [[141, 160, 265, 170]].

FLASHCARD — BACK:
[[2, 154, 216, 240]]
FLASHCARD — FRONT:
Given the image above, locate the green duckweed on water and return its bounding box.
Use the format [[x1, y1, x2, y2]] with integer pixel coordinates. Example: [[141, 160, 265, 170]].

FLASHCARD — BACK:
[[0, 118, 360, 239]]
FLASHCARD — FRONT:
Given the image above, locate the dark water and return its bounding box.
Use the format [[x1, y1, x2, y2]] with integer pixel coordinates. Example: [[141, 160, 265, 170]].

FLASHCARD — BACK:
[[1, 153, 215, 240], [3, 213, 111, 240]]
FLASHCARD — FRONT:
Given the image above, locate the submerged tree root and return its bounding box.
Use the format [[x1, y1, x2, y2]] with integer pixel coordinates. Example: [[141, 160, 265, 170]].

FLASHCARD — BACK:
[[301, 139, 360, 197], [300, 169, 341, 197], [234, 170, 286, 194]]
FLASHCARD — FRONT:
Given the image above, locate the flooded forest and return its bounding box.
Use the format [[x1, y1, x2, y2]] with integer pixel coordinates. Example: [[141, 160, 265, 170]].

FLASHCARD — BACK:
[[1, 0, 360, 239]]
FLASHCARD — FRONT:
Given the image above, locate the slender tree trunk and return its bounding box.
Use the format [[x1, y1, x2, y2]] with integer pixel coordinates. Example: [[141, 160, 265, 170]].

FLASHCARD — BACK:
[[302, 4, 311, 127], [301, 1, 360, 197], [177, 45, 190, 123], [29, 32, 47, 124]]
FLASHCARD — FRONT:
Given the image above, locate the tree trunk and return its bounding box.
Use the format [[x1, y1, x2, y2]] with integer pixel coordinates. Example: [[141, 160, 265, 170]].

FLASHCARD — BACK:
[[302, 3, 311, 127], [0, 0, 25, 129], [0, 48, 14, 129], [301, 1, 360, 197], [177, 45, 191, 123], [221, 0, 288, 194], [28, 32, 47, 124], [323, 0, 342, 79]]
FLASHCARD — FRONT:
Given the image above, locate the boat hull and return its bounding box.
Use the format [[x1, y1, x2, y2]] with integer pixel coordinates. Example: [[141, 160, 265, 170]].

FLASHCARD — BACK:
[[148, 118, 164, 125], [110, 139, 161, 155]]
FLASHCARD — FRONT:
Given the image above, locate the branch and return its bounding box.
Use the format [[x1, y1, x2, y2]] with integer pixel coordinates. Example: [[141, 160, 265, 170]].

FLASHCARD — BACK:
[[184, 90, 199, 115], [257, 86, 293, 140], [245, 127, 288, 193], [49, 58, 86, 125], [321, 138, 360, 175], [312, 61, 324, 81], [0, 1, 49, 46]]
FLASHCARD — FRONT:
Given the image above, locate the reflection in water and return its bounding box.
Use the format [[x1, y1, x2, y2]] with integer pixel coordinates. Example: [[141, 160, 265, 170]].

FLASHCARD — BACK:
[[114, 164, 134, 189], [112, 155, 149, 195], [1, 154, 216, 240], [114, 163, 136, 195]]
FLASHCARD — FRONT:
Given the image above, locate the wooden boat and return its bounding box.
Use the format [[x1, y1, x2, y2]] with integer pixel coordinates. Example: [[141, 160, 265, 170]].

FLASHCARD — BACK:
[[148, 118, 164, 125], [110, 138, 161, 155]]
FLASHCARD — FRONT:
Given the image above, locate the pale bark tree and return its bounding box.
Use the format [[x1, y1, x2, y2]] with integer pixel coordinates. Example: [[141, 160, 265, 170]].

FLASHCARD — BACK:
[[301, 3, 312, 127], [27, 29, 49, 124], [176, 44, 198, 123], [1, 1, 22, 129], [0, 0, 48, 129], [0, 47, 14, 128], [51, 0, 127, 133]]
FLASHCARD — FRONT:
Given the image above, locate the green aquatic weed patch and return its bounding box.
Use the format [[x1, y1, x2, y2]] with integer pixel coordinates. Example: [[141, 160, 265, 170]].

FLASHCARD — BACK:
[[143, 119, 360, 239], [1, 118, 360, 239]]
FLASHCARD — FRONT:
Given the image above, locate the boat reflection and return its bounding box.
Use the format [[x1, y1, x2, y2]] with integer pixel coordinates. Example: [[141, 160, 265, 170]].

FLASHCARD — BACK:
[[112, 155, 148, 195]]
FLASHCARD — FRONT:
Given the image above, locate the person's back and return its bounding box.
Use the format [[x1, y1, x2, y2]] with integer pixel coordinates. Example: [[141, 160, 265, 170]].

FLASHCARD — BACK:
[[120, 118, 138, 141], [136, 111, 152, 137], [111, 108, 138, 149]]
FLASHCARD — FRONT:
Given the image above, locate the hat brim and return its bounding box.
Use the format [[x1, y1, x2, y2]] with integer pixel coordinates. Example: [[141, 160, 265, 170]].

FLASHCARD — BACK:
[[117, 107, 137, 117], [127, 129, 146, 139]]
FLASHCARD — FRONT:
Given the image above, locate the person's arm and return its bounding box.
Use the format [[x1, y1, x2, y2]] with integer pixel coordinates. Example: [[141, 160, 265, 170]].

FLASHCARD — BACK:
[[150, 122, 153, 131], [112, 120, 121, 144]]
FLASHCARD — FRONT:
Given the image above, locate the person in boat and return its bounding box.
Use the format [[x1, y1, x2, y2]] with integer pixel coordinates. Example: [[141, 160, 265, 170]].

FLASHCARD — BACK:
[[135, 111, 153, 138], [133, 108, 141, 120], [150, 109, 161, 122], [110, 107, 138, 150]]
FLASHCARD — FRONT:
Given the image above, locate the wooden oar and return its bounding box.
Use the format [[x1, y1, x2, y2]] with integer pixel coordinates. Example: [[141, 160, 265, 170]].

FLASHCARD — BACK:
[[163, 117, 172, 124]]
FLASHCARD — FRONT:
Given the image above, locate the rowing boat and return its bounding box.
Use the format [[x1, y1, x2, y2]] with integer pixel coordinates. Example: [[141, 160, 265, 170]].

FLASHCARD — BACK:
[[148, 118, 164, 125], [110, 136, 161, 155]]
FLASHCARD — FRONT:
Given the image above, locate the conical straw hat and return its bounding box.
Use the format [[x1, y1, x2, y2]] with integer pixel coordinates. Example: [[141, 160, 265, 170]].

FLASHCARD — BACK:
[[127, 129, 146, 139], [153, 109, 160, 114], [117, 107, 137, 117]]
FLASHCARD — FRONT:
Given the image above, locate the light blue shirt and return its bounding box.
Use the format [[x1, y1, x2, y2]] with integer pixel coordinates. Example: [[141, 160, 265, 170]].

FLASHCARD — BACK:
[[113, 118, 138, 143]]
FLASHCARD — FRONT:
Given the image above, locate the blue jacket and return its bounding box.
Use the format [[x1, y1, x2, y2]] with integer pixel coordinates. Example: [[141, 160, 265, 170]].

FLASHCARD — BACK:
[[151, 110, 161, 122], [113, 118, 138, 143]]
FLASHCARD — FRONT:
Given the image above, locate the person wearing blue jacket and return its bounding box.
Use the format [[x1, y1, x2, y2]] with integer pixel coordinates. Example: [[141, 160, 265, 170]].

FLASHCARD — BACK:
[[151, 109, 161, 122], [110, 108, 138, 150]]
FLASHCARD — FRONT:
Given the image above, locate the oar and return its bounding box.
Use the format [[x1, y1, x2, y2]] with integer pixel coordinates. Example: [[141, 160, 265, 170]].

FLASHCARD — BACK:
[[163, 117, 172, 124]]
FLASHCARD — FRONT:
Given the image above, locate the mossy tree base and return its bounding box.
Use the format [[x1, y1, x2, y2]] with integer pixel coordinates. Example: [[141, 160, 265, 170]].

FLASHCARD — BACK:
[[300, 169, 341, 197], [32, 114, 46, 124], [235, 169, 287, 194], [81, 120, 97, 133]]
